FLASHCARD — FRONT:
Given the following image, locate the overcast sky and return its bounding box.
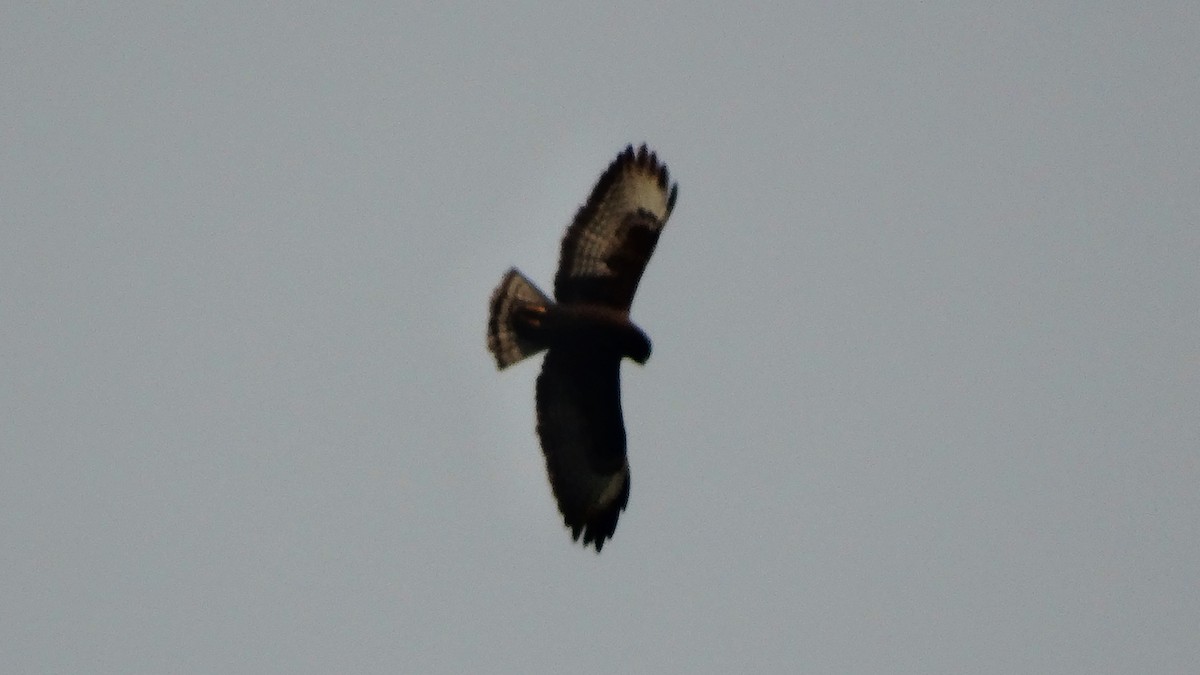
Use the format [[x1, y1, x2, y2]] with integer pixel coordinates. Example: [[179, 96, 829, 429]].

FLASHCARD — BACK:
[[3, 3, 1198, 673]]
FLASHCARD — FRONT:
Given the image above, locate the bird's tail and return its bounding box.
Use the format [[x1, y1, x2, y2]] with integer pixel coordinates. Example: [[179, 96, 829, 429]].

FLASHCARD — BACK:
[[487, 268, 552, 369]]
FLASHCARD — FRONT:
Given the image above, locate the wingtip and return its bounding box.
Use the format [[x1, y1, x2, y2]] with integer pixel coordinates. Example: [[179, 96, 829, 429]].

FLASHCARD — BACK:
[[628, 142, 676, 200], [561, 469, 630, 553], [568, 517, 614, 553]]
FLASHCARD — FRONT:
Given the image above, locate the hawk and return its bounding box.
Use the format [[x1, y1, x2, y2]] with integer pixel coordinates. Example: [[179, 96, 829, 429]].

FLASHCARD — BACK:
[[487, 144, 679, 552]]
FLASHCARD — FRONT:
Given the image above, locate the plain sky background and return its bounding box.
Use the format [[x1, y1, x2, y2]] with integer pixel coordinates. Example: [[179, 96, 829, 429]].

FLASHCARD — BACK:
[[3, 3, 1198, 673]]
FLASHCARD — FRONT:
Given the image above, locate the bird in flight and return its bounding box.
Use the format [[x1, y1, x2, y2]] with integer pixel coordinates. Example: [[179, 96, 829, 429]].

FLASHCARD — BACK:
[[487, 144, 679, 551]]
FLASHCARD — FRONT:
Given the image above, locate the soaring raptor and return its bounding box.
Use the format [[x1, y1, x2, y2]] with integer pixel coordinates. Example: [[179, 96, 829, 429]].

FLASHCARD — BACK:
[[487, 144, 679, 551]]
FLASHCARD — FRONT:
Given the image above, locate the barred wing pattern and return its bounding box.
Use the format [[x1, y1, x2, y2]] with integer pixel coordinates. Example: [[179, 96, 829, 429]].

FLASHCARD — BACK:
[[553, 144, 678, 309]]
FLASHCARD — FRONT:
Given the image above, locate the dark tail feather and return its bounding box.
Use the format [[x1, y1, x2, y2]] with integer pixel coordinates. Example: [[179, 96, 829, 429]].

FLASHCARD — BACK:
[[487, 268, 552, 369]]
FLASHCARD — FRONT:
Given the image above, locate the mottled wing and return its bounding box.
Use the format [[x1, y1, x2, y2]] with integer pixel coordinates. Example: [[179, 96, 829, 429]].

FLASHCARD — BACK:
[[554, 144, 679, 310], [535, 348, 631, 552]]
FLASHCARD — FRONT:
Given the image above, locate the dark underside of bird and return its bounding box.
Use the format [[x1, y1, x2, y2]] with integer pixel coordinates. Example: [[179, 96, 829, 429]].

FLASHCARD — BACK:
[[487, 144, 678, 552]]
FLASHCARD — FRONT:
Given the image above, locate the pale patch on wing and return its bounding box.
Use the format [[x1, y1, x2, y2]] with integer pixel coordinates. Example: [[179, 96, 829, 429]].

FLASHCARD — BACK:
[[591, 461, 630, 514], [554, 145, 679, 309], [561, 152, 674, 280]]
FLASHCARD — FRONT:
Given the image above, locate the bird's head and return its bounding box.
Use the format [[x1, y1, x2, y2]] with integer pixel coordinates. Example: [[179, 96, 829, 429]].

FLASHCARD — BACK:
[[624, 326, 652, 365]]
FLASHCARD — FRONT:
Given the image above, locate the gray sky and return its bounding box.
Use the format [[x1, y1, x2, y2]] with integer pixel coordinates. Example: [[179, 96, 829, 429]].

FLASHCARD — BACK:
[[3, 3, 1198, 673]]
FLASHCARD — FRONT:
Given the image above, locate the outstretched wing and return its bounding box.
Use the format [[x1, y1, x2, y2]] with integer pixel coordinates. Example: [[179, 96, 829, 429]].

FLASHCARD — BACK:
[[535, 348, 631, 552], [554, 144, 679, 310]]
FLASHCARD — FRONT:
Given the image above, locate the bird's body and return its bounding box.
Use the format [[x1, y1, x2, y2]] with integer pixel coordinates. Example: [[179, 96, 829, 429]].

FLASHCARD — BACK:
[[487, 144, 679, 551], [521, 302, 650, 363]]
